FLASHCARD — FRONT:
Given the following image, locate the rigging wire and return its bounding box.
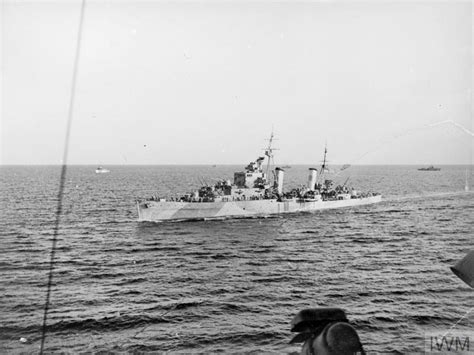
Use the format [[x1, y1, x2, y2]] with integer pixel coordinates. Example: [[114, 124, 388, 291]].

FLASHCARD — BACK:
[[39, 0, 86, 353]]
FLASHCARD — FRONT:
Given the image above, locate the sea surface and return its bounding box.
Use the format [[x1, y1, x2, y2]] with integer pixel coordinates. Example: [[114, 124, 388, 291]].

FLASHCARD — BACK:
[[1, 165, 473, 354]]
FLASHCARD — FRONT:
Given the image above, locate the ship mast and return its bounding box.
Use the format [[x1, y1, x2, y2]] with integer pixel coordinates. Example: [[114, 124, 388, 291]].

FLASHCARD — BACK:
[[264, 131, 277, 178], [318, 143, 328, 182]]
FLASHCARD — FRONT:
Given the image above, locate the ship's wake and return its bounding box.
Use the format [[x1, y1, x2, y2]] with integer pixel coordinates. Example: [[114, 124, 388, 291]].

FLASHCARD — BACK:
[[386, 190, 474, 203]]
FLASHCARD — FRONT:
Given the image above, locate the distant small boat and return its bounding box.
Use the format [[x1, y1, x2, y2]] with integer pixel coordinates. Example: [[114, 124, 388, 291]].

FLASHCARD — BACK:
[[281, 165, 291, 169], [95, 166, 110, 174], [418, 166, 440, 171]]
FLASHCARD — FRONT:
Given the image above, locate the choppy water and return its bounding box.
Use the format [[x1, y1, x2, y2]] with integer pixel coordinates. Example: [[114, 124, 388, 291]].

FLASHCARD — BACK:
[[1, 165, 473, 353]]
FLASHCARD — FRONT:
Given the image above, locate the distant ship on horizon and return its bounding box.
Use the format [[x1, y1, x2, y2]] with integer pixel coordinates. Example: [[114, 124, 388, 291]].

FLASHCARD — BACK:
[[95, 166, 110, 174], [418, 166, 441, 171]]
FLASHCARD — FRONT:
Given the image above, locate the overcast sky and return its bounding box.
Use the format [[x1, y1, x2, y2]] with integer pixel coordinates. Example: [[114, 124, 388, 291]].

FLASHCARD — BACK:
[[1, 0, 472, 165]]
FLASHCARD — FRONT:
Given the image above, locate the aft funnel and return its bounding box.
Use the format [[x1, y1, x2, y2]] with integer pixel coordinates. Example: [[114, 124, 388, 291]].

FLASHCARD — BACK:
[[308, 168, 318, 191], [275, 167, 284, 194]]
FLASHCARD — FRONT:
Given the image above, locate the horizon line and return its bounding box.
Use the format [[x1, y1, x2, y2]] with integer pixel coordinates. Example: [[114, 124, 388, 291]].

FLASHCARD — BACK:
[[1, 163, 473, 167]]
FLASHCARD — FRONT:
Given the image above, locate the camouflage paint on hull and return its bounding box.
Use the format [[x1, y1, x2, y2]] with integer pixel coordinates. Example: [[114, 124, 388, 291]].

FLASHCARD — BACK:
[[137, 195, 382, 221]]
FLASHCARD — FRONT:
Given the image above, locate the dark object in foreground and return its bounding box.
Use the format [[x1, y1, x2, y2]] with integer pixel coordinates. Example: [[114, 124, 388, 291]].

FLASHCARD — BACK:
[[451, 250, 474, 288], [290, 308, 365, 355]]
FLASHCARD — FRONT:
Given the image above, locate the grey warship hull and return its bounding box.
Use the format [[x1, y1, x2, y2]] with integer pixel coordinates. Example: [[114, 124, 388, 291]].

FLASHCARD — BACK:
[[137, 195, 382, 222]]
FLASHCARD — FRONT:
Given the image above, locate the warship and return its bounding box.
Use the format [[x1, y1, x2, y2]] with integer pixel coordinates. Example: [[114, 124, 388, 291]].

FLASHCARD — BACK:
[[418, 165, 441, 171], [137, 134, 382, 222]]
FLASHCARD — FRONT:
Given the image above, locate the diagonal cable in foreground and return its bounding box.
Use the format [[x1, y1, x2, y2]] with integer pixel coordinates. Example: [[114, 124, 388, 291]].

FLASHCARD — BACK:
[[40, 0, 86, 353]]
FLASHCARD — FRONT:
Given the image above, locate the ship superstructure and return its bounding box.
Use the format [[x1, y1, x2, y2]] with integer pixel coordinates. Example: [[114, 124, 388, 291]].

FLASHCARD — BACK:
[[137, 135, 382, 221]]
